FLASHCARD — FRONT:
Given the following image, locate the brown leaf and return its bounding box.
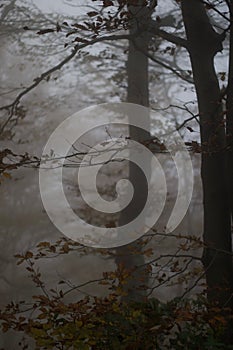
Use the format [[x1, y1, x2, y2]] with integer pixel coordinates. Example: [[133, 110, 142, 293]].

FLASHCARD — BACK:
[[72, 23, 87, 30], [87, 11, 99, 17], [186, 126, 194, 132], [25, 251, 33, 259], [103, 0, 113, 6], [37, 28, 54, 35], [74, 37, 89, 43]]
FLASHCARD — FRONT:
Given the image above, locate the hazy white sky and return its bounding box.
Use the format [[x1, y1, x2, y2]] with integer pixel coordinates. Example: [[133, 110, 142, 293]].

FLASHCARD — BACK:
[[31, 0, 89, 16]]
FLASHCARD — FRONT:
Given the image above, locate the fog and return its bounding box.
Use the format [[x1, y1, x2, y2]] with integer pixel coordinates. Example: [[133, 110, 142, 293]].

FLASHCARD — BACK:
[[0, 1, 204, 348]]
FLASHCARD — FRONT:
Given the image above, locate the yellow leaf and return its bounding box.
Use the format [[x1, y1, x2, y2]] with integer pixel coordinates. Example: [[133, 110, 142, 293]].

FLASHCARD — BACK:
[[75, 320, 83, 327], [3, 172, 11, 179]]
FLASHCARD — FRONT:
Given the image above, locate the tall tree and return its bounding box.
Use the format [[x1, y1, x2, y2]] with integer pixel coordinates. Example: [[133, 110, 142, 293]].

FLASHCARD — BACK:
[[226, 0, 233, 222], [148, 0, 233, 315], [115, 1, 153, 302], [181, 0, 233, 315]]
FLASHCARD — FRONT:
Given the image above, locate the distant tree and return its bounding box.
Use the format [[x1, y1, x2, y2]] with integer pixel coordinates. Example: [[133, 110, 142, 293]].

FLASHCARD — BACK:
[[1, 0, 233, 346]]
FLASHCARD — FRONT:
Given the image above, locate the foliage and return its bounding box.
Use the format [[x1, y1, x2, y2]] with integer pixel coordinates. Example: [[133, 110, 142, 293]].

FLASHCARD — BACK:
[[0, 239, 232, 350], [1, 0, 233, 348]]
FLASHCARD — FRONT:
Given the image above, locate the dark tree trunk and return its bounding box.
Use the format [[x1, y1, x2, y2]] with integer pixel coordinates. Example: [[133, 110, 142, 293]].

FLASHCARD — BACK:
[[114, 2, 152, 302], [226, 0, 233, 222], [181, 0, 233, 314]]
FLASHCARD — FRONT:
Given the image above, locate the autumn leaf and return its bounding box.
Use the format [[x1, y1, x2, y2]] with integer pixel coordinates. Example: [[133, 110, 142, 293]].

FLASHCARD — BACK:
[[87, 11, 99, 17], [186, 126, 194, 132], [72, 23, 87, 30], [37, 241, 50, 248], [103, 0, 114, 6], [74, 37, 89, 43], [66, 30, 77, 37], [25, 251, 33, 259], [37, 28, 55, 35], [3, 172, 11, 179], [219, 72, 226, 81]]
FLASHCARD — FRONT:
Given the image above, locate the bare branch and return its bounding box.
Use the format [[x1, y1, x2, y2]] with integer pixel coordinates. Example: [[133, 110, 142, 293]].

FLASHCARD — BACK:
[[148, 19, 188, 48], [0, 32, 133, 133], [0, 0, 16, 23], [135, 44, 194, 84]]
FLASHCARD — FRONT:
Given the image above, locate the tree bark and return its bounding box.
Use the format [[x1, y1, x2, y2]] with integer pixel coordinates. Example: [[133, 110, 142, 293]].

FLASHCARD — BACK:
[[181, 0, 233, 315], [115, 2, 152, 303], [226, 0, 233, 222]]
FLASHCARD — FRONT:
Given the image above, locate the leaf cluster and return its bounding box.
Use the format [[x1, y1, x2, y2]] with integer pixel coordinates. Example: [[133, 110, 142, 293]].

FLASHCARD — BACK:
[[0, 238, 232, 349]]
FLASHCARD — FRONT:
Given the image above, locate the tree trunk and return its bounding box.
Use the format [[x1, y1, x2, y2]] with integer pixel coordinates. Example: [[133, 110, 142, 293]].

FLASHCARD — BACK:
[[226, 0, 233, 222], [115, 2, 152, 303], [181, 0, 233, 315]]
